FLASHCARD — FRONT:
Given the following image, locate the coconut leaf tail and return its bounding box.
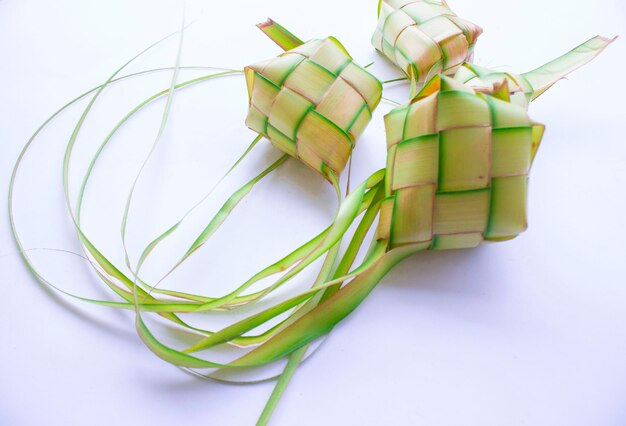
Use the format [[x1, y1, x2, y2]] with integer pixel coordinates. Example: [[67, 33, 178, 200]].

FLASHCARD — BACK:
[[523, 35, 616, 100], [257, 346, 306, 426], [227, 243, 420, 368], [257, 18, 304, 51], [257, 182, 386, 425], [257, 243, 343, 425]]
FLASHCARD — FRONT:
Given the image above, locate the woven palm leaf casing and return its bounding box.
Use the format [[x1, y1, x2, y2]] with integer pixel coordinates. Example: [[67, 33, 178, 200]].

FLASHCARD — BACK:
[[245, 37, 383, 179], [372, 0, 482, 84], [377, 75, 545, 251]]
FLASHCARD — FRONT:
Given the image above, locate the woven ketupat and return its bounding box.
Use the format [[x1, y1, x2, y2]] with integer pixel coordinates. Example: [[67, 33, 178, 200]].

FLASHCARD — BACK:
[[377, 75, 545, 250], [372, 0, 482, 84], [245, 37, 382, 179]]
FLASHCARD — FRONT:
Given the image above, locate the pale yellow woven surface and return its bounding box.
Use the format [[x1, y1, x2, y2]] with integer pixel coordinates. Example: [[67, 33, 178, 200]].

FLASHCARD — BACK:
[[372, 0, 482, 84], [245, 38, 382, 178], [377, 76, 543, 250]]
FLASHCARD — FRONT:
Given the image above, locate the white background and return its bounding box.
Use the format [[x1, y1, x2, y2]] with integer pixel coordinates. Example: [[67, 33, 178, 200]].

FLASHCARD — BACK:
[[2, 0, 626, 425]]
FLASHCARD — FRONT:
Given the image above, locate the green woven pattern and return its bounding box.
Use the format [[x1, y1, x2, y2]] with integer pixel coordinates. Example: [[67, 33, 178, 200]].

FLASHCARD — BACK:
[[245, 37, 382, 178], [377, 75, 545, 250], [372, 0, 482, 83]]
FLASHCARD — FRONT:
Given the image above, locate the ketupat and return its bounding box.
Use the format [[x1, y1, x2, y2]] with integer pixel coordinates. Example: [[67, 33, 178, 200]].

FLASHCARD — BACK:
[[378, 75, 544, 250], [372, 0, 482, 86], [246, 19, 382, 179]]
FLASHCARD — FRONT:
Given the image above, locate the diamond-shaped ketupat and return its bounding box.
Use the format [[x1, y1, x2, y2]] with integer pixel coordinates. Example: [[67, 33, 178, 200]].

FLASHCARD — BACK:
[[245, 37, 382, 180], [372, 0, 482, 84], [377, 75, 545, 250]]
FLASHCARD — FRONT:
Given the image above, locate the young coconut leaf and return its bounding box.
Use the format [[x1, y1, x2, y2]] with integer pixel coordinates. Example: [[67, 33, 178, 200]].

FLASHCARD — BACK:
[[256, 180, 387, 425], [11, 23, 388, 398], [454, 35, 616, 109], [372, 0, 482, 87], [8, 27, 310, 349]]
